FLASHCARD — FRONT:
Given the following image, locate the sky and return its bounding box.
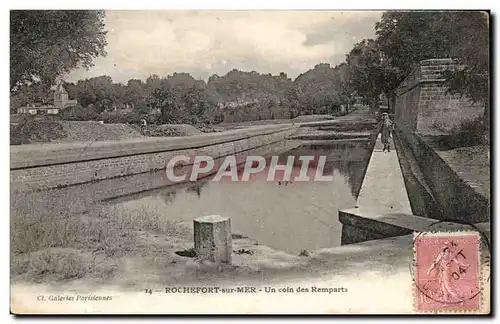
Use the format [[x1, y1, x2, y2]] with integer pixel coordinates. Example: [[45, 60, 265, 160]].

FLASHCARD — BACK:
[[67, 10, 383, 84]]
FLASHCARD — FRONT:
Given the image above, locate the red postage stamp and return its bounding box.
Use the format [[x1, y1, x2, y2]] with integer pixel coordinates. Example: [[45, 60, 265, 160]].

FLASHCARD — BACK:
[[413, 231, 482, 313]]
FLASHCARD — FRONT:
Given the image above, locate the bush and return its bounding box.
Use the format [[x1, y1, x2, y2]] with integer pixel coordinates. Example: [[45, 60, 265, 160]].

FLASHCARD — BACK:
[[437, 116, 486, 148], [430, 119, 448, 132], [454, 116, 485, 135], [99, 110, 137, 124], [10, 118, 67, 144], [60, 104, 100, 121], [452, 117, 485, 145], [148, 124, 202, 137], [61, 103, 161, 125], [27, 248, 94, 282], [99, 110, 160, 125]]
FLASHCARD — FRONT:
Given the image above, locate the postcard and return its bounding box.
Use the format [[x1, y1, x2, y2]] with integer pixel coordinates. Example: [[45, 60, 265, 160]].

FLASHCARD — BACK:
[[10, 9, 491, 315]]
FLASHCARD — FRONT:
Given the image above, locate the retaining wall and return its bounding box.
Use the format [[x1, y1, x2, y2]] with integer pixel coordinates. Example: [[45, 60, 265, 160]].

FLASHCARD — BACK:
[[395, 126, 489, 224], [338, 59, 490, 246], [395, 58, 483, 134], [394, 58, 488, 223], [10, 124, 298, 192]]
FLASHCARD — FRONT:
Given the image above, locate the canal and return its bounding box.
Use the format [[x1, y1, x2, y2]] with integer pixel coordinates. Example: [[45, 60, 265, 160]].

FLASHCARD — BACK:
[[103, 142, 371, 254], [11, 140, 372, 255]]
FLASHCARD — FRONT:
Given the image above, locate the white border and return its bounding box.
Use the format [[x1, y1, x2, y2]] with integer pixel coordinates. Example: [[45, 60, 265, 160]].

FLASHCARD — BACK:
[[2, 1, 499, 323], [3, 1, 500, 10]]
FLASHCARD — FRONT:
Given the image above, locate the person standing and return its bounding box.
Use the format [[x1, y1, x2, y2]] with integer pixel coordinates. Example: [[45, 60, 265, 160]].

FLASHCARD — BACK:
[[380, 113, 394, 152], [140, 118, 147, 134]]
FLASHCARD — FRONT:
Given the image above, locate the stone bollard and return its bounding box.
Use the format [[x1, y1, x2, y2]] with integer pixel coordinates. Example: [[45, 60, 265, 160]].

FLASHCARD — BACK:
[[193, 215, 232, 264]]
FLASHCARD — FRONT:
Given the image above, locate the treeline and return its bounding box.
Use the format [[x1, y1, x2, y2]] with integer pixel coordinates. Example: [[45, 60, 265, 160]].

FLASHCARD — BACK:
[[10, 11, 489, 126], [343, 11, 489, 116], [11, 64, 356, 124]]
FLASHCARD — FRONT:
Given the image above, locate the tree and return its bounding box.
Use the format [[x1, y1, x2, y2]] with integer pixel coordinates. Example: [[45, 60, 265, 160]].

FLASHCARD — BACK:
[[375, 12, 456, 76], [335, 63, 356, 113], [63, 81, 78, 100], [125, 79, 146, 108], [442, 12, 490, 128], [150, 75, 216, 124], [10, 10, 107, 92], [344, 39, 401, 112], [75, 75, 116, 112], [151, 84, 185, 123], [145, 74, 161, 90], [375, 11, 490, 126], [10, 81, 53, 108], [294, 63, 344, 114], [283, 85, 301, 118]]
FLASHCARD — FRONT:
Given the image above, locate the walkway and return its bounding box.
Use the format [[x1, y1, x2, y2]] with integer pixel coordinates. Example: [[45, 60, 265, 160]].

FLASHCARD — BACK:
[[356, 134, 412, 214]]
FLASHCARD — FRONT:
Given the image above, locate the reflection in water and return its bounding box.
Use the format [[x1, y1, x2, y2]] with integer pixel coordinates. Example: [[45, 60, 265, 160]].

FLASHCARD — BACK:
[[112, 142, 371, 254], [335, 161, 367, 198], [186, 180, 209, 198], [282, 144, 369, 198], [159, 191, 177, 205]]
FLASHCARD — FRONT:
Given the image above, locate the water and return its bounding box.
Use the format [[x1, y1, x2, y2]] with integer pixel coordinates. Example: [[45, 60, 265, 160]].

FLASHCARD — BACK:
[[106, 143, 371, 254], [11, 141, 371, 255]]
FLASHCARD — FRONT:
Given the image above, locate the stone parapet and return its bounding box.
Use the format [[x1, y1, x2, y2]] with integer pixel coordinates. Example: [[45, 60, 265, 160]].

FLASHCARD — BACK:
[[10, 125, 298, 191]]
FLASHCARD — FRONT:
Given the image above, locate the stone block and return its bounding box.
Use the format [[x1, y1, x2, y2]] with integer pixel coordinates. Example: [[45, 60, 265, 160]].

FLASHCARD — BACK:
[[193, 215, 232, 264]]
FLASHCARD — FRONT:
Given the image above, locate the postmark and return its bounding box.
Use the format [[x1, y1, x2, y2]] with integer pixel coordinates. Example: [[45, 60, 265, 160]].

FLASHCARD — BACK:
[[412, 231, 483, 313]]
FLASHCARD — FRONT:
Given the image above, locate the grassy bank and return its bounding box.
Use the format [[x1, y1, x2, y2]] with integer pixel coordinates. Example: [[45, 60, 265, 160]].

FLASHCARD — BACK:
[[10, 190, 308, 287], [11, 192, 194, 284]]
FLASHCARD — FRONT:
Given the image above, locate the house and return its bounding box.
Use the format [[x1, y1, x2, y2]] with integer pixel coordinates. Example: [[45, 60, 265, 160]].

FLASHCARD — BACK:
[[17, 104, 60, 115], [53, 83, 77, 109], [17, 84, 77, 115]]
